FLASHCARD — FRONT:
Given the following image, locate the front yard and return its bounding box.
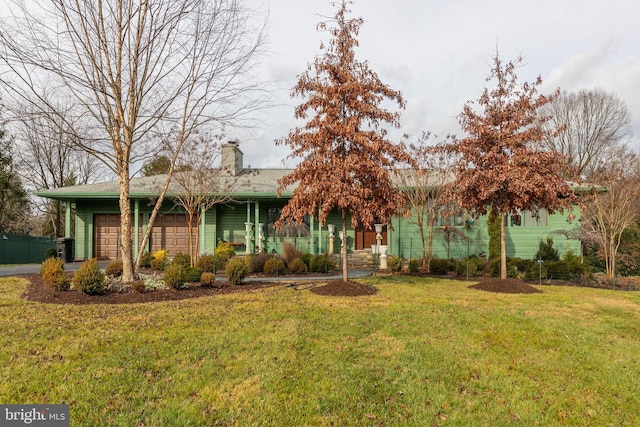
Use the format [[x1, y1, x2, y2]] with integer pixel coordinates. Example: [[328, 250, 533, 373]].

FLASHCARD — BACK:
[[1, 274, 639, 425]]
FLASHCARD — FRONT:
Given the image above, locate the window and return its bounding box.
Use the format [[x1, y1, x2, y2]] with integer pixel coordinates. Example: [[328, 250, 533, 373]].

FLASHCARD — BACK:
[[510, 213, 522, 227], [518, 209, 549, 227], [536, 209, 548, 227], [524, 211, 536, 227]]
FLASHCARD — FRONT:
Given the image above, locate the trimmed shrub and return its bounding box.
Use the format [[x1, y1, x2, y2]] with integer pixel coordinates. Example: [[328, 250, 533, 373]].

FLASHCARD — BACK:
[[408, 259, 420, 273], [300, 253, 312, 269], [387, 256, 402, 272], [131, 280, 146, 293], [196, 254, 215, 273], [215, 242, 236, 259], [150, 258, 166, 272], [40, 257, 70, 291], [309, 253, 337, 273], [546, 260, 570, 280], [563, 250, 590, 280], [164, 263, 186, 289], [105, 260, 123, 278], [183, 267, 203, 283], [455, 256, 485, 277], [214, 252, 232, 271], [139, 251, 154, 268], [172, 252, 191, 268], [527, 261, 548, 281], [264, 257, 287, 275], [506, 257, 534, 279], [200, 272, 216, 288], [430, 258, 453, 275], [45, 248, 57, 260], [73, 259, 106, 295], [248, 253, 270, 273], [289, 258, 308, 275], [226, 258, 248, 285]]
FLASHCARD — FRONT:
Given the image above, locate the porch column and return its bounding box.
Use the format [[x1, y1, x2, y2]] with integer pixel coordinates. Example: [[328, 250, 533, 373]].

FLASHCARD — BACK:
[[64, 200, 72, 238], [134, 199, 140, 255], [317, 207, 322, 254], [254, 201, 260, 252], [309, 214, 315, 254], [200, 205, 206, 255]]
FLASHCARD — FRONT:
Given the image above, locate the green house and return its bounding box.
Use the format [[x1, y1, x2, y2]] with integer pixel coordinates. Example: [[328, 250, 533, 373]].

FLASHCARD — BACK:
[[35, 142, 581, 263]]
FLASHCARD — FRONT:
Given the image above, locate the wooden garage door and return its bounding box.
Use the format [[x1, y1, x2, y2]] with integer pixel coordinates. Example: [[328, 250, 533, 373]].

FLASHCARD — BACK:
[[94, 214, 122, 260], [150, 214, 195, 254], [94, 214, 142, 260]]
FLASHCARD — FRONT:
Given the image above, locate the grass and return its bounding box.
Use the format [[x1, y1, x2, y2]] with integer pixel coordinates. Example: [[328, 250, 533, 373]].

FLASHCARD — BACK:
[[1, 275, 640, 426]]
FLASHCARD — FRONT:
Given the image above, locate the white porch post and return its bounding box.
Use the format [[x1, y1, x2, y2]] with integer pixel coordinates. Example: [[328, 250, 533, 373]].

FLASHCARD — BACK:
[[64, 200, 72, 238]]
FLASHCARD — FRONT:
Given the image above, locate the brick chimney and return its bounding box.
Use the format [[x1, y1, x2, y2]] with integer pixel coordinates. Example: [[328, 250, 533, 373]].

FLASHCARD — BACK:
[[221, 139, 244, 176]]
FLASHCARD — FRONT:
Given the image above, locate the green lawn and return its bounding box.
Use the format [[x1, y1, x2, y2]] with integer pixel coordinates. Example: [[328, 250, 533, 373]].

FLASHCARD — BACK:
[[1, 275, 639, 426]]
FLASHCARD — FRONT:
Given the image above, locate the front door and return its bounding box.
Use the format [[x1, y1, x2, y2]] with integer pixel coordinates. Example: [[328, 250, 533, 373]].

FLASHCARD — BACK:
[[355, 225, 387, 250]]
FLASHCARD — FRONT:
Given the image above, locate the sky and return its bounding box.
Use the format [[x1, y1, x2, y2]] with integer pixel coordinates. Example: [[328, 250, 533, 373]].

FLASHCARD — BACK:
[[236, 0, 640, 168]]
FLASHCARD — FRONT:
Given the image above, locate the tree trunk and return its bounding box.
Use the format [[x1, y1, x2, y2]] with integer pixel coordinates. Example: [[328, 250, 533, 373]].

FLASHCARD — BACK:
[[342, 209, 348, 282], [118, 171, 136, 282], [500, 213, 507, 280]]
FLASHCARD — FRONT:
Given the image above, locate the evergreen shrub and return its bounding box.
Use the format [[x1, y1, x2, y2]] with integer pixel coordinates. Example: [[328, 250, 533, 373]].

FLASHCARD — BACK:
[[73, 259, 106, 295], [225, 258, 248, 285]]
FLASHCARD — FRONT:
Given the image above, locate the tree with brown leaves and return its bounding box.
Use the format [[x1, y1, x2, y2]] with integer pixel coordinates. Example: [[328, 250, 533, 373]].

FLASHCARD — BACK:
[[442, 53, 572, 280], [276, 1, 412, 282]]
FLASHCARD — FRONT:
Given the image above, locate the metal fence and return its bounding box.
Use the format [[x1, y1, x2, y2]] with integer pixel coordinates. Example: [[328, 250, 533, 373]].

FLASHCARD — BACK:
[[0, 233, 55, 264]]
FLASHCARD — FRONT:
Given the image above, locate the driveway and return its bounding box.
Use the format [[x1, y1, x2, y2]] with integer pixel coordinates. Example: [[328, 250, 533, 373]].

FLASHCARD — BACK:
[[0, 261, 110, 277]]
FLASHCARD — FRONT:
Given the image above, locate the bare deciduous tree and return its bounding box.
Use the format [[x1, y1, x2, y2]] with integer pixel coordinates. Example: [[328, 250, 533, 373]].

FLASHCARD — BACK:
[[580, 153, 640, 280], [397, 132, 452, 271], [12, 103, 102, 237], [539, 88, 632, 180], [276, 1, 413, 282], [171, 138, 236, 266], [0, 0, 266, 281]]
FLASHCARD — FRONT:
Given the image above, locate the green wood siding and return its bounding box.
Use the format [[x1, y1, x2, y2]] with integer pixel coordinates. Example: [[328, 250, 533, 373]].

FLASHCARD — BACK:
[[71, 196, 580, 263], [389, 207, 581, 260]]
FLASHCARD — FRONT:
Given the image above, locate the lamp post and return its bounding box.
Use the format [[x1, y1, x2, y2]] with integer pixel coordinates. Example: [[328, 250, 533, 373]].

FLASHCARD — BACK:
[[328, 224, 335, 254]]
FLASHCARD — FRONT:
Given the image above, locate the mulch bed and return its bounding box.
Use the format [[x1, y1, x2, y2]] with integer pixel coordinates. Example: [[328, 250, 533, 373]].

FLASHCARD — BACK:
[[20, 274, 277, 305], [469, 278, 542, 294], [309, 279, 378, 296]]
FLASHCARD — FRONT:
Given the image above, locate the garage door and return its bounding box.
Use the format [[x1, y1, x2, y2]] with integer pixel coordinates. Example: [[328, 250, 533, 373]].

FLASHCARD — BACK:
[[94, 214, 142, 260], [150, 214, 196, 255], [94, 214, 123, 260]]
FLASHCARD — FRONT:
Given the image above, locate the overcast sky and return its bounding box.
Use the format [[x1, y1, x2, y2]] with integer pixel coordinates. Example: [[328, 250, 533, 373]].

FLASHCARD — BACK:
[[236, 0, 640, 168]]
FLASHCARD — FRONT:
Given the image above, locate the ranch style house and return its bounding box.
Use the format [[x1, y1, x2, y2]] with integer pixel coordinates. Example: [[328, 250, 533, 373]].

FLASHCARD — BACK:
[[34, 141, 581, 263]]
